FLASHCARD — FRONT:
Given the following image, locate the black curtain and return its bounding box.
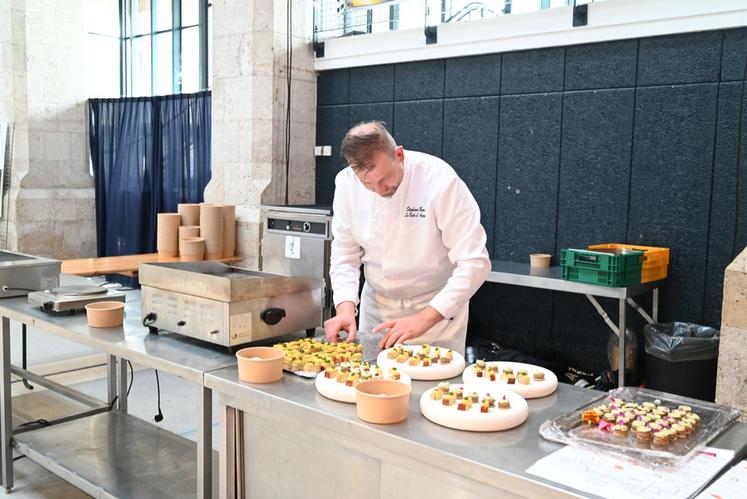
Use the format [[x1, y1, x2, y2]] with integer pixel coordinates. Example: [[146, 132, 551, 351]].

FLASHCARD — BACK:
[[88, 91, 211, 257]]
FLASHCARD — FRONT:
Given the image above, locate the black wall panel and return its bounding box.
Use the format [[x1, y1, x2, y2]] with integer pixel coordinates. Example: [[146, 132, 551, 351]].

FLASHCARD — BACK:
[[315, 106, 350, 205], [394, 60, 444, 101], [556, 89, 634, 251], [349, 65, 395, 103], [392, 99, 444, 157], [316, 27, 747, 374], [637, 31, 722, 85], [444, 54, 501, 97], [628, 84, 718, 323], [317, 69, 349, 105], [565, 39, 638, 91], [501, 47, 564, 94], [494, 93, 562, 260], [721, 27, 747, 81], [442, 97, 500, 254], [704, 83, 742, 325]]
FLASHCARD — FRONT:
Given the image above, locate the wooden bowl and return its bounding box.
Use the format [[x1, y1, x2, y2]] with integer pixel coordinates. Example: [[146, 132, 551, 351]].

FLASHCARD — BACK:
[[355, 379, 411, 424], [85, 301, 125, 328], [236, 347, 285, 384], [529, 253, 552, 267]]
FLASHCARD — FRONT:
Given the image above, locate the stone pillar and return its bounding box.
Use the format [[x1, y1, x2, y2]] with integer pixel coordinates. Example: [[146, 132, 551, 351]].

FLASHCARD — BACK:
[[206, 0, 316, 269], [0, 0, 95, 258], [715, 246, 747, 418]]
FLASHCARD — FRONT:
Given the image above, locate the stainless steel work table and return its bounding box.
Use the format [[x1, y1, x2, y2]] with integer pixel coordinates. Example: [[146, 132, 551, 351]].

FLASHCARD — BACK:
[[0, 289, 237, 498], [487, 260, 665, 387], [205, 367, 747, 499]]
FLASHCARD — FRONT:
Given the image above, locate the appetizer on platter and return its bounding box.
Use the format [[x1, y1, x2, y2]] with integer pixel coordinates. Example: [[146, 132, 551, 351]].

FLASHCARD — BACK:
[[580, 398, 702, 448], [377, 344, 466, 380], [315, 360, 411, 403], [419, 383, 528, 432], [274, 338, 364, 376], [462, 360, 558, 399]]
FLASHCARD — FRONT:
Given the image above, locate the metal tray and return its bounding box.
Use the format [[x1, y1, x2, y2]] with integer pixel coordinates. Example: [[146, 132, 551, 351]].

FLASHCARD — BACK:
[[540, 387, 741, 467]]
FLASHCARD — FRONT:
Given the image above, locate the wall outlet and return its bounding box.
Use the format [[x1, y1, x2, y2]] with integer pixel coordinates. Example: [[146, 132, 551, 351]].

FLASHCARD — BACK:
[[322, 145, 332, 157]]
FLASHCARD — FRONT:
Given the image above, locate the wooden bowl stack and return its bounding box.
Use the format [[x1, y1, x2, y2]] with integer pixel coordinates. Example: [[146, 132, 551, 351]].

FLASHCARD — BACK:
[[156, 213, 181, 257], [179, 237, 205, 262], [222, 204, 236, 258], [178, 203, 200, 226], [178, 225, 201, 257], [200, 203, 224, 259]]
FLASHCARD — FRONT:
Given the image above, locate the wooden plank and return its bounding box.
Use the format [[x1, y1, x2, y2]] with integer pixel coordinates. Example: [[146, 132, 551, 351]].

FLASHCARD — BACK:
[[61, 253, 243, 277]]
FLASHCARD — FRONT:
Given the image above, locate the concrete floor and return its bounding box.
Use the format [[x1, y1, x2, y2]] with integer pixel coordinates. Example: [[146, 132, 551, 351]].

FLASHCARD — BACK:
[[0, 320, 221, 498]]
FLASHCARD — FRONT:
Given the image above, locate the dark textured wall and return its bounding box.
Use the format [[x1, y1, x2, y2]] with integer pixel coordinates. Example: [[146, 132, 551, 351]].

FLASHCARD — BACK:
[[315, 28, 747, 373]]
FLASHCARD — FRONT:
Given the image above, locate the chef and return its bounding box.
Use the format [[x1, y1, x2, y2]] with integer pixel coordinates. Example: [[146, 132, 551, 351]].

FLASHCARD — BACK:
[[324, 121, 490, 354]]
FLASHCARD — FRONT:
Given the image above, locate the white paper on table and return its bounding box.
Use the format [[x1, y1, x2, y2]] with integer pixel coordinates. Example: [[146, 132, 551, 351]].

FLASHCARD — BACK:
[[696, 460, 747, 498], [526, 446, 735, 499]]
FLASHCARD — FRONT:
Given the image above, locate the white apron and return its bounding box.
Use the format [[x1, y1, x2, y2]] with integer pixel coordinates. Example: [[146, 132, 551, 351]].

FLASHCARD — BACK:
[[359, 283, 469, 355]]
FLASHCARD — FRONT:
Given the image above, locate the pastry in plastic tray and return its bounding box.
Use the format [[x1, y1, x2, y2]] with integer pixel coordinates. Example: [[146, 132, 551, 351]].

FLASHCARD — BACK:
[[315, 362, 411, 403], [539, 387, 740, 467], [462, 360, 558, 399], [420, 383, 528, 432], [273, 338, 363, 378], [377, 344, 466, 380]]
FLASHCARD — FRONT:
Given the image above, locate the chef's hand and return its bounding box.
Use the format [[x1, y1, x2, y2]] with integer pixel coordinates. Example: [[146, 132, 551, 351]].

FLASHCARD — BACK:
[[324, 301, 358, 343], [374, 306, 444, 349]]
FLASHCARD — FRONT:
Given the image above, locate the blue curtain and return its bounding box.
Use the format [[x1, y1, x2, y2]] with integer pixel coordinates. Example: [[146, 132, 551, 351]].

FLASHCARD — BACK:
[[88, 91, 211, 257]]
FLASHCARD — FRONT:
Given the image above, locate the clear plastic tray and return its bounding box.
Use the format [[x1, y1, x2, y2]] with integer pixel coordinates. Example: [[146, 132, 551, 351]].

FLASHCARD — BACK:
[[540, 387, 741, 467]]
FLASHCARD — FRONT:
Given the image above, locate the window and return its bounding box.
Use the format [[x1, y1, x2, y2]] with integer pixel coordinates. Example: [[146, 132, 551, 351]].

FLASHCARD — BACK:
[[86, 0, 121, 97], [121, 0, 212, 96], [313, 0, 582, 42]]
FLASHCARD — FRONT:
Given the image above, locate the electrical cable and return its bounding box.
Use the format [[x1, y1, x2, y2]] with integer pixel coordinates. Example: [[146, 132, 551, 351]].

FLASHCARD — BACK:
[[154, 369, 164, 422], [17, 418, 50, 429], [731, 48, 747, 259], [284, 0, 293, 205], [108, 360, 134, 411]]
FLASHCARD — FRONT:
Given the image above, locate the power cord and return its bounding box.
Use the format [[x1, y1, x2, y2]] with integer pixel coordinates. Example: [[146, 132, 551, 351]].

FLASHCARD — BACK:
[[154, 369, 163, 423], [107, 360, 134, 410]]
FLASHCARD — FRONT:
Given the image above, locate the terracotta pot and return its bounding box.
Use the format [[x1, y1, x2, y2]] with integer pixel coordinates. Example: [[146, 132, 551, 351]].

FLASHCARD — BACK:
[[85, 301, 125, 328], [157, 213, 181, 257], [178, 226, 201, 254], [199, 204, 224, 259], [180, 236, 205, 262], [236, 347, 285, 384], [222, 204, 236, 258], [529, 253, 552, 267], [355, 379, 411, 424], [178, 203, 200, 226]]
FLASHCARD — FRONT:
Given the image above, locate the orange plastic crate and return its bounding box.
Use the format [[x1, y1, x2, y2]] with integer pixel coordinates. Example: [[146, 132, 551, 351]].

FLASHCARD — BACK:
[[588, 243, 670, 283]]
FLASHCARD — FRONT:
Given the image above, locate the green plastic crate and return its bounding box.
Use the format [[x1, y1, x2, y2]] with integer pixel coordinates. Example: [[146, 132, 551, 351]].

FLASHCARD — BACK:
[[559, 248, 644, 273], [562, 266, 642, 287]]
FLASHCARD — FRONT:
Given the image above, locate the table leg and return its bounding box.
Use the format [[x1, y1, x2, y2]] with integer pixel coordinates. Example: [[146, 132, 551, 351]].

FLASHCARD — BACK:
[[117, 357, 128, 413], [107, 355, 117, 407], [198, 385, 213, 499], [653, 288, 659, 323], [0, 317, 13, 491], [618, 298, 626, 387]]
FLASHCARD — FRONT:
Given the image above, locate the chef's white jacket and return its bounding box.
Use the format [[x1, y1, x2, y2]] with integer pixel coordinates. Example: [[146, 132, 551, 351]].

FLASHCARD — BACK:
[[329, 150, 491, 352]]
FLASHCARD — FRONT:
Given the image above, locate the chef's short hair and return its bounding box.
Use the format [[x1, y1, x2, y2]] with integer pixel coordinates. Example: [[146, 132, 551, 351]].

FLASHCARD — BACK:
[[341, 121, 396, 172]]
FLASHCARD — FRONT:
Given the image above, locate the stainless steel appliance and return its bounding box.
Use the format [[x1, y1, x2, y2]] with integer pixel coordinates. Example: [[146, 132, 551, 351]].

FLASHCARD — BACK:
[[0, 250, 61, 298], [28, 285, 126, 313], [260, 205, 333, 323], [139, 261, 323, 348]]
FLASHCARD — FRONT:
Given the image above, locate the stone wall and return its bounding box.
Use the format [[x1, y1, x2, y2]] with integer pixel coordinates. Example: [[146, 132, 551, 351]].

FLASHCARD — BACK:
[[715, 246, 747, 418], [0, 0, 95, 259], [206, 0, 315, 269]]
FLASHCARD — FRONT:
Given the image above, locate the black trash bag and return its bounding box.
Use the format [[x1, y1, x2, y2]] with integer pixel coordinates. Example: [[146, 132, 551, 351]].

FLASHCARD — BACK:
[[643, 322, 719, 362]]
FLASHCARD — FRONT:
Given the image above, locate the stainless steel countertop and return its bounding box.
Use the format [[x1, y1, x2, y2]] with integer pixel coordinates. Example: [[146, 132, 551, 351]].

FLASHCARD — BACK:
[[487, 260, 664, 298], [204, 367, 747, 498], [0, 289, 239, 384]]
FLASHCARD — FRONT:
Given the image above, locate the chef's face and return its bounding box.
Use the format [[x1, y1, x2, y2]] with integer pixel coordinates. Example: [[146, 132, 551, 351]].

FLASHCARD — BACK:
[[356, 146, 405, 198]]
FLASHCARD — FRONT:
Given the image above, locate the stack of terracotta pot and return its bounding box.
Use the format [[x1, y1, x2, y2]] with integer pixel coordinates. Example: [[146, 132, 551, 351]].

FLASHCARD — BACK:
[[155, 203, 237, 262]]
